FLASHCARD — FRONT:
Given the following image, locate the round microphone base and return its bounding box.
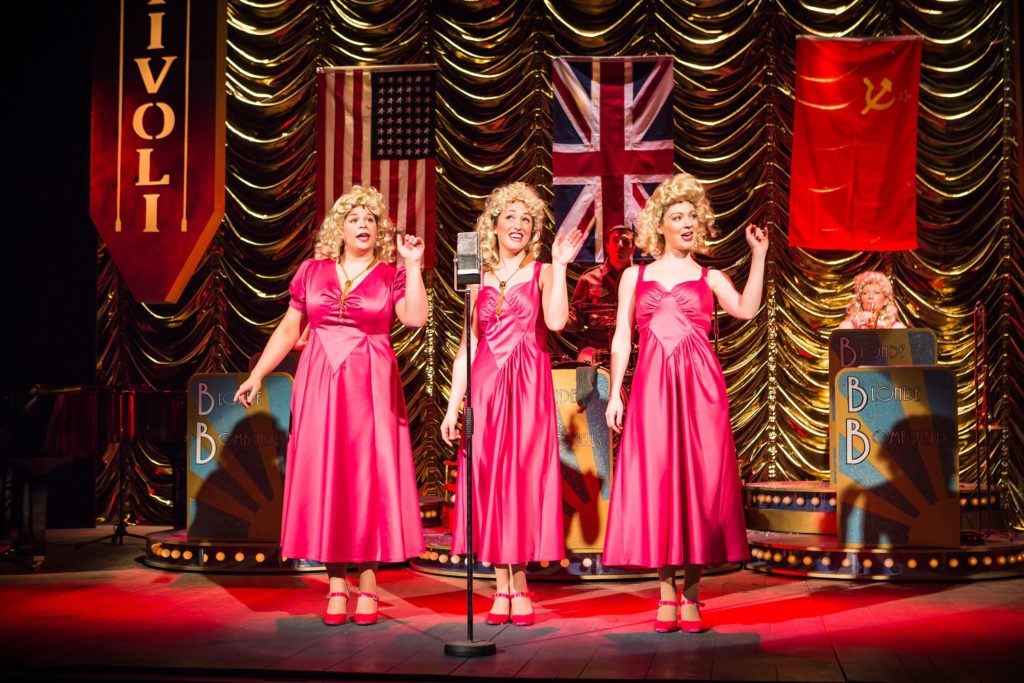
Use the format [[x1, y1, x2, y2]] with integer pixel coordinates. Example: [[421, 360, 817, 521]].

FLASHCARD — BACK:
[[444, 639, 497, 657]]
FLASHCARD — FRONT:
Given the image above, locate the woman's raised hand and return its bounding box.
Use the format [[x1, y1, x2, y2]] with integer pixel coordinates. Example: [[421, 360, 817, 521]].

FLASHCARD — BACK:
[[745, 223, 768, 256], [397, 233, 426, 265], [551, 228, 585, 265]]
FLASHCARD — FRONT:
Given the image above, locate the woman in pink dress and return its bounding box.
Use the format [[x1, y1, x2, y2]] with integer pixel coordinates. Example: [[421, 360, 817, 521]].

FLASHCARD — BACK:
[[440, 182, 583, 626], [235, 185, 428, 626], [838, 270, 906, 329], [603, 173, 768, 633]]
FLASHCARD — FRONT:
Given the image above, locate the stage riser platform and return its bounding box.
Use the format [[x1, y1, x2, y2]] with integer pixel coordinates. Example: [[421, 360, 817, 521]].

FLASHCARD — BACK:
[[745, 481, 1006, 535], [408, 532, 739, 579], [144, 531, 318, 572], [747, 531, 1024, 581], [742, 481, 1020, 580]]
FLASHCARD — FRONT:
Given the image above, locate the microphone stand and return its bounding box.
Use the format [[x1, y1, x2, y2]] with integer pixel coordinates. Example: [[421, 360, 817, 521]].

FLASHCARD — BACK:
[[445, 254, 496, 658]]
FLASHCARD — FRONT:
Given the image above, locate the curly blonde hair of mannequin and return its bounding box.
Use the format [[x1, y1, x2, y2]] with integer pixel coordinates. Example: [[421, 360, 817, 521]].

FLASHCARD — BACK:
[[843, 270, 902, 329], [476, 182, 546, 271], [316, 185, 396, 264], [635, 172, 717, 257]]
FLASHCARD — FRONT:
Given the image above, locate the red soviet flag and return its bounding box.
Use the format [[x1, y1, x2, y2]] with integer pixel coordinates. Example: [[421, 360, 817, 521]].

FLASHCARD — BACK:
[[789, 37, 921, 251]]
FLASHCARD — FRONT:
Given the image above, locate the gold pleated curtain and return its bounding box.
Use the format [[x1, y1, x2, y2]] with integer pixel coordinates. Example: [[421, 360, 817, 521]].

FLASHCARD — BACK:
[[96, 0, 1023, 528]]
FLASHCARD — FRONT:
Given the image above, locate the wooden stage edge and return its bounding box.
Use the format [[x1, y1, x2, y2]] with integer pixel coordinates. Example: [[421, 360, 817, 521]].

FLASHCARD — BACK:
[[3, 527, 1024, 683]]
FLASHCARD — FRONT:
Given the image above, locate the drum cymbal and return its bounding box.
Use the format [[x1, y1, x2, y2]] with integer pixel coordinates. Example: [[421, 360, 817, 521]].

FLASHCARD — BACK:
[[574, 303, 617, 314], [575, 303, 617, 329], [586, 315, 616, 329]]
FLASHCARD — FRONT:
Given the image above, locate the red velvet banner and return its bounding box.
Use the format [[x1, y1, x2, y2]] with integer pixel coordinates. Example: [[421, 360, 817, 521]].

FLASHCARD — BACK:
[[90, 0, 226, 303], [789, 37, 921, 252]]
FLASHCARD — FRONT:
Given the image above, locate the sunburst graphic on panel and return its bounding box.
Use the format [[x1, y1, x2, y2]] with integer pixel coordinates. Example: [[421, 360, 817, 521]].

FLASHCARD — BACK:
[[554, 367, 613, 552], [835, 367, 958, 549], [187, 374, 292, 543]]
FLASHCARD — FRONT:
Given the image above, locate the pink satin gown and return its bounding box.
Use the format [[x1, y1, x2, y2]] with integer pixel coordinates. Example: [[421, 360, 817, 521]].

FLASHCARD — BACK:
[[280, 259, 424, 563], [603, 265, 749, 567], [451, 262, 565, 564]]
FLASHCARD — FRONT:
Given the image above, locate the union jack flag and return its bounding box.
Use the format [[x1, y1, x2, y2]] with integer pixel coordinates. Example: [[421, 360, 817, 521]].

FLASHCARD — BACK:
[[552, 56, 674, 263], [316, 65, 437, 267]]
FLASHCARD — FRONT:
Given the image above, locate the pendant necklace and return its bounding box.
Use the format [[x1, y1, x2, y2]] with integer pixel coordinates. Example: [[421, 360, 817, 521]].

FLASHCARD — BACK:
[[338, 256, 378, 318], [494, 252, 532, 320]]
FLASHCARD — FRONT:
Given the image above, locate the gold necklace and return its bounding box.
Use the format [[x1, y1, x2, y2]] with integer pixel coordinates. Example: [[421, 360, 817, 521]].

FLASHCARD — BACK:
[[337, 256, 378, 317], [493, 252, 532, 320]]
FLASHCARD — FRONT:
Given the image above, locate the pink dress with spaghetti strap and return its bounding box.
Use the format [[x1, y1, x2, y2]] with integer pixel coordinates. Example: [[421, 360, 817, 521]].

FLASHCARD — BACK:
[[603, 265, 749, 567], [451, 261, 566, 564]]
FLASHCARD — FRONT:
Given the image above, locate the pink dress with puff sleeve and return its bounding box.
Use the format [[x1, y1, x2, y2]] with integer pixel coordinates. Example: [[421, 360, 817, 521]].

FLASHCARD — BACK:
[[280, 258, 424, 563]]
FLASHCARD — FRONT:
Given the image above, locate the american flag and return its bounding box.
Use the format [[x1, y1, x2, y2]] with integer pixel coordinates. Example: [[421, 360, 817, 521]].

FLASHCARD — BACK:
[[552, 56, 674, 262], [316, 65, 437, 267]]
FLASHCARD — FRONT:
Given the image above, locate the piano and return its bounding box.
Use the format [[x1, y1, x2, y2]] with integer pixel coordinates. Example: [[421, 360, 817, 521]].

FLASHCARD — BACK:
[[1, 385, 184, 568]]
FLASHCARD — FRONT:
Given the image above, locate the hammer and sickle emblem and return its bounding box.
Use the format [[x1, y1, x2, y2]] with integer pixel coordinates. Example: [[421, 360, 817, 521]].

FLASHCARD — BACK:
[[861, 77, 894, 115]]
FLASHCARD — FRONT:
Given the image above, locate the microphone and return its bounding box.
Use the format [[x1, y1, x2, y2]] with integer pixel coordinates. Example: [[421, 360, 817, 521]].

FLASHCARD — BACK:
[[455, 232, 482, 289], [446, 229, 495, 657]]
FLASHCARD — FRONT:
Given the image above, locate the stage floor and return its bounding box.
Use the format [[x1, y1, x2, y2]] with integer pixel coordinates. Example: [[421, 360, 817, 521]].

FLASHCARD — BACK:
[[2, 528, 1023, 682]]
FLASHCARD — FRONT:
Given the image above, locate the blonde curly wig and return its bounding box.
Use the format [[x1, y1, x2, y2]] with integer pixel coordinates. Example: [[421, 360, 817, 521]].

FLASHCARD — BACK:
[[635, 173, 717, 257], [475, 182, 546, 271], [316, 185, 396, 264], [843, 270, 903, 329]]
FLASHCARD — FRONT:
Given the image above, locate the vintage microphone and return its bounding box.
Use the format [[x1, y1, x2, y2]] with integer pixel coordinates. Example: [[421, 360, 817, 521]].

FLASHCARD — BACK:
[[444, 232, 496, 658]]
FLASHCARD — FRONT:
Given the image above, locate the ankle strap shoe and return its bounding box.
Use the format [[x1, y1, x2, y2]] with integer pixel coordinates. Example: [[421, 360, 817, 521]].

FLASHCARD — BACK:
[[486, 592, 512, 625], [679, 598, 705, 633], [654, 599, 679, 633], [353, 591, 380, 626], [324, 591, 349, 626], [509, 591, 535, 626]]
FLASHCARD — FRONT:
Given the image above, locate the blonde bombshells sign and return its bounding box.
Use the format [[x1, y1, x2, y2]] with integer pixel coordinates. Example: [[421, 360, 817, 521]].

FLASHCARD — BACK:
[[827, 329, 937, 485], [833, 366, 959, 549], [90, 0, 226, 303], [187, 373, 292, 543]]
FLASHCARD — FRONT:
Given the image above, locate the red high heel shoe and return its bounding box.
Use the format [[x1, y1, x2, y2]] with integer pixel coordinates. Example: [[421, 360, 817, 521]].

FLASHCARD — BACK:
[[324, 591, 349, 626], [486, 592, 511, 625], [509, 591, 535, 626], [679, 598, 705, 633], [352, 591, 379, 625], [654, 599, 679, 633]]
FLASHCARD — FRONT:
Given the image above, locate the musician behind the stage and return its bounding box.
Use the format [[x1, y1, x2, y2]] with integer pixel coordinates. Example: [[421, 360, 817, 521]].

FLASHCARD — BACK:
[[567, 225, 636, 363]]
